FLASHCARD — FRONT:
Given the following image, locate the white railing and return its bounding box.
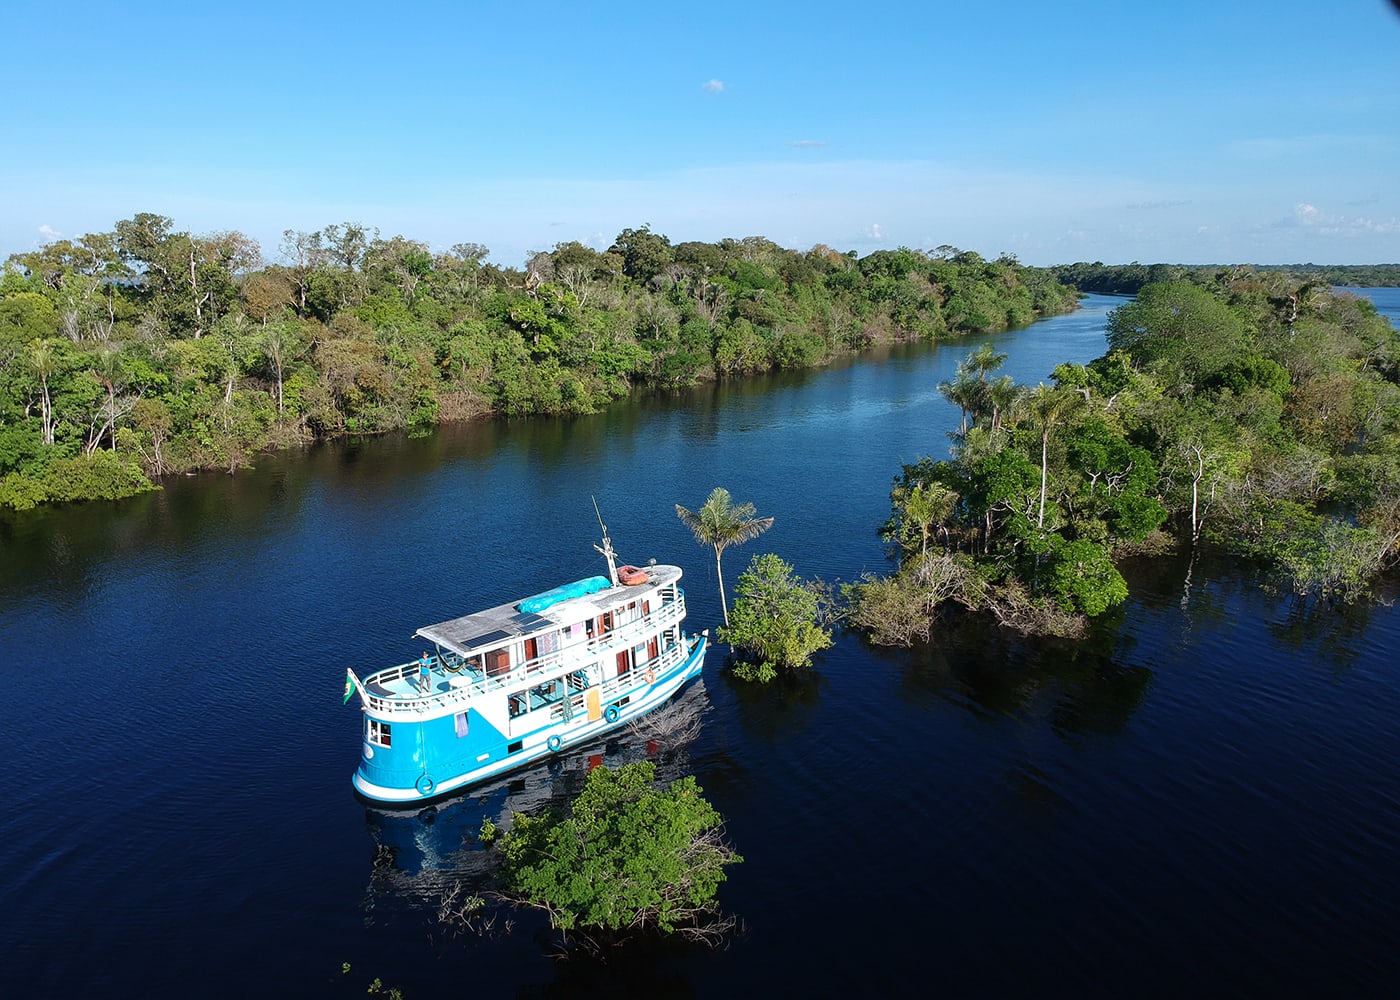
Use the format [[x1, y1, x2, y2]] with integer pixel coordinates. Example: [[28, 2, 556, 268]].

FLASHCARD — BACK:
[[359, 595, 688, 716], [542, 635, 694, 727]]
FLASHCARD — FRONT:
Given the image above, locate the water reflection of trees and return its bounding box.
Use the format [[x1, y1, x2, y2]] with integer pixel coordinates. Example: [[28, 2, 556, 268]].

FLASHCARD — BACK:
[[895, 609, 1151, 743], [1267, 587, 1390, 673], [719, 661, 824, 745]]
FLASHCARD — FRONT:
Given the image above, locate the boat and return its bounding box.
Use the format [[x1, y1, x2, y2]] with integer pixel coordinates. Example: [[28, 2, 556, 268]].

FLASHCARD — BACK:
[[347, 519, 707, 804]]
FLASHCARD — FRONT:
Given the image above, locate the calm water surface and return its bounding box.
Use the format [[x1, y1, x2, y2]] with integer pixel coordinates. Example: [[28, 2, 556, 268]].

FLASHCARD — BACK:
[[3, 293, 1398, 997]]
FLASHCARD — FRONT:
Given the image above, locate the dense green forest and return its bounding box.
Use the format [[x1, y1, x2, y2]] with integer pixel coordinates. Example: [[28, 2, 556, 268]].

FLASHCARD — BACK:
[[1050, 261, 1400, 296], [851, 272, 1400, 643], [0, 215, 1079, 510]]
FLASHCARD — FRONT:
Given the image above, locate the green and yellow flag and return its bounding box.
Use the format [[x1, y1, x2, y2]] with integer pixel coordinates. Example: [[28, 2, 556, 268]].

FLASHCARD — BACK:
[[343, 668, 359, 705]]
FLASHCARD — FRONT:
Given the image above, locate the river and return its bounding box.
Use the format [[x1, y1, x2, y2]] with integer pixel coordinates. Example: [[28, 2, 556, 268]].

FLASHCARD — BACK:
[[2, 293, 1397, 997]]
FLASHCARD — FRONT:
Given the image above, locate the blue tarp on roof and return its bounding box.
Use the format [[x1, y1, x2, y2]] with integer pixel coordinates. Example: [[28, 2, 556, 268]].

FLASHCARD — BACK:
[[517, 575, 612, 614]]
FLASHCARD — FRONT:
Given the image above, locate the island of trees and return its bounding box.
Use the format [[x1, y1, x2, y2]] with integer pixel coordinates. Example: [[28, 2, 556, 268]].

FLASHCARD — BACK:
[[850, 271, 1400, 643], [0, 216, 1078, 510]]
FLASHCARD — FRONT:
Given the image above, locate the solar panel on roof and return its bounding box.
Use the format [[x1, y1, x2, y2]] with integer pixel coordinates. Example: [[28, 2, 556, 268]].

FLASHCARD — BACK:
[[464, 628, 514, 647]]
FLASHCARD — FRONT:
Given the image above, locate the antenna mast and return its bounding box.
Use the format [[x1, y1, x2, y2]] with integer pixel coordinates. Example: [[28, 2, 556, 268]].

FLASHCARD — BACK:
[[592, 497, 620, 586]]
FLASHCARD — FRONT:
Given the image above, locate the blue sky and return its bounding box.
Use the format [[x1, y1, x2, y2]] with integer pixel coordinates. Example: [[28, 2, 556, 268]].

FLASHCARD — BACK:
[[3, 0, 1398, 268]]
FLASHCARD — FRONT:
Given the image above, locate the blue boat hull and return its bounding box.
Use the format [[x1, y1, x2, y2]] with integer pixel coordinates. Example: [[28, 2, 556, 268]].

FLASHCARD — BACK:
[[352, 633, 707, 804]]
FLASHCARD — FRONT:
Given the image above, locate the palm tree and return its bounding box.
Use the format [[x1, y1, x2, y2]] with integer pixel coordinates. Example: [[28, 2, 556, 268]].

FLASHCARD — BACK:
[[938, 364, 985, 437], [967, 342, 1008, 382], [675, 487, 775, 627], [985, 374, 1022, 433]]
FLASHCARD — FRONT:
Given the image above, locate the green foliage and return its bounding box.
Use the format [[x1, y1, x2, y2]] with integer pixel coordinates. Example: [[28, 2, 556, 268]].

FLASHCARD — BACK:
[[858, 270, 1400, 647], [1045, 539, 1129, 616], [0, 450, 156, 510], [1106, 281, 1248, 383], [496, 762, 740, 936], [718, 553, 834, 679], [2, 213, 1084, 509]]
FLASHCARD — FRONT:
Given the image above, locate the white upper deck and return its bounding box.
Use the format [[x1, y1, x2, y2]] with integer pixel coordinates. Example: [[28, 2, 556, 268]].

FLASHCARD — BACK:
[[414, 563, 683, 660]]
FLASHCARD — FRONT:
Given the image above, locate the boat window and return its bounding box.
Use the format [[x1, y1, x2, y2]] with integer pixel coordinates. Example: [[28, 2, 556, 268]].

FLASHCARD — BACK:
[[454, 712, 469, 738], [616, 650, 630, 675], [367, 719, 391, 748]]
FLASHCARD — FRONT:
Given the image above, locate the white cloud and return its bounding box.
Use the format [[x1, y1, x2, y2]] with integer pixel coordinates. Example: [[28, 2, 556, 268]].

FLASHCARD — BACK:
[[38, 224, 61, 239], [789, 139, 826, 148], [702, 79, 724, 94], [1292, 201, 1398, 236], [868, 223, 884, 240]]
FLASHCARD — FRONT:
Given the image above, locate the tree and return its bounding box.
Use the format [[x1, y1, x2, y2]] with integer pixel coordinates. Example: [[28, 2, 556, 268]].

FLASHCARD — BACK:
[[985, 374, 1021, 432], [967, 342, 1008, 381], [718, 552, 834, 682], [493, 761, 741, 946], [261, 321, 301, 415], [1046, 539, 1129, 617], [278, 228, 325, 316], [887, 473, 959, 559], [1023, 383, 1082, 529], [1105, 281, 1247, 384], [610, 225, 673, 282], [83, 345, 132, 455], [30, 337, 58, 445], [675, 487, 774, 626], [938, 364, 983, 437]]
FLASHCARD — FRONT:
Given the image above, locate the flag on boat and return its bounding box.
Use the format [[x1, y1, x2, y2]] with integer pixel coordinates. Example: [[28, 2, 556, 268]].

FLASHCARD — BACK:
[[343, 668, 360, 705]]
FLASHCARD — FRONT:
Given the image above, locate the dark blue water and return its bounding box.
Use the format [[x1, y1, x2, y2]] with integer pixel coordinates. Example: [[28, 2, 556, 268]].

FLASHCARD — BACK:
[[3, 293, 1398, 997]]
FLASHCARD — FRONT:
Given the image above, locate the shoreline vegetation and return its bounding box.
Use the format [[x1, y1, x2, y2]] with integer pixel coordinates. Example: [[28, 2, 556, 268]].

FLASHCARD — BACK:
[[3, 216, 1397, 629], [850, 272, 1400, 642], [1, 216, 1081, 511]]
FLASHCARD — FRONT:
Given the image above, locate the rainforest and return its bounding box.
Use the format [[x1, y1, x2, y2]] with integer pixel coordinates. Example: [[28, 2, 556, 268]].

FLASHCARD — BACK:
[[0, 217, 1078, 509]]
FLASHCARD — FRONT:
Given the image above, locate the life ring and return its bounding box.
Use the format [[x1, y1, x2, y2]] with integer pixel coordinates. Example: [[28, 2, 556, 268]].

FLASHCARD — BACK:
[[604, 705, 620, 723], [618, 565, 649, 586], [644, 670, 655, 684], [547, 734, 562, 751], [415, 774, 435, 796]]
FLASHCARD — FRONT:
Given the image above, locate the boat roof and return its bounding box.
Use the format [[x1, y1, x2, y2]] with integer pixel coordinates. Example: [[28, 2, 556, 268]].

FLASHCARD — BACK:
[[415, 563, 682, 658]]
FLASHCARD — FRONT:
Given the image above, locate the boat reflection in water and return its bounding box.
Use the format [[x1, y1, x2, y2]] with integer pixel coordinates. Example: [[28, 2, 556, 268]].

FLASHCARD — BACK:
[[362, 681, 712, 914]]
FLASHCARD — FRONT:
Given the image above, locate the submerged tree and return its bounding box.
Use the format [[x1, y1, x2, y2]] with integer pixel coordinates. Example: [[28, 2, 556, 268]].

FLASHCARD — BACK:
[[675, 487, 775, 626], [718, 552, 834, 682], [491, 761, 741, 949]]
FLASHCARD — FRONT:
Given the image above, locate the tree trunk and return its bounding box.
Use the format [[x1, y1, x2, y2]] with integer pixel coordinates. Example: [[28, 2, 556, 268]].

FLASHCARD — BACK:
[[714, 546, 730, 627], [39, 374, 53, 446], [1038, 431, 1049, 528]]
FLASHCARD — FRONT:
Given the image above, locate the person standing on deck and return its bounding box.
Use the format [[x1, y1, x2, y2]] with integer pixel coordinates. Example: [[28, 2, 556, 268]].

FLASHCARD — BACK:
[[418, 652, 431, 693]]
